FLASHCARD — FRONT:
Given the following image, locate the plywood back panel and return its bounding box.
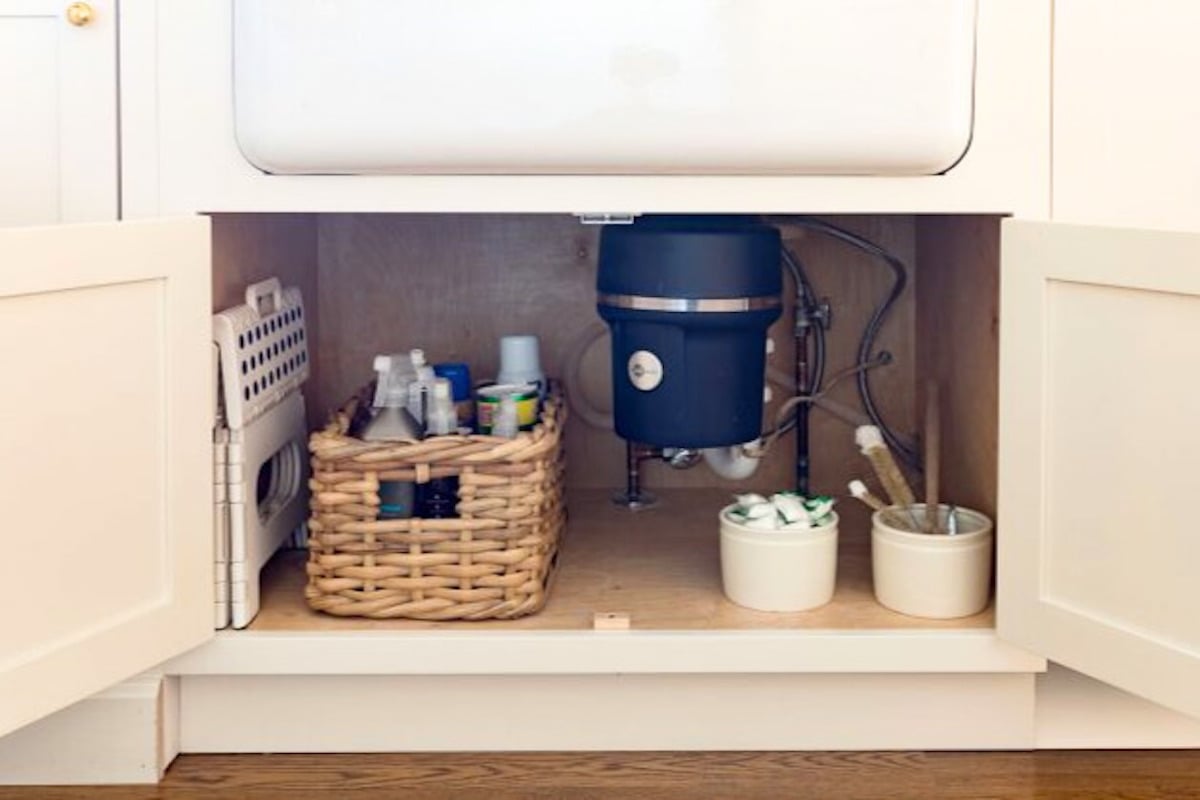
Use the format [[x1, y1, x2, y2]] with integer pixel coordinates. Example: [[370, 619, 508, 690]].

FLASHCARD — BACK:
[[314, 213, 628, 485], [211, 214, 320, 426], [915, 216, 1001, 518], [772, 216, 918, 500], [314, 214, 918, 496]]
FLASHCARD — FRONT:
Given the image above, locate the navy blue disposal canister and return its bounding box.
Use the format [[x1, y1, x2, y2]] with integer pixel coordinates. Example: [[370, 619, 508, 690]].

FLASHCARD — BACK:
[[597, 216, 782, 448]]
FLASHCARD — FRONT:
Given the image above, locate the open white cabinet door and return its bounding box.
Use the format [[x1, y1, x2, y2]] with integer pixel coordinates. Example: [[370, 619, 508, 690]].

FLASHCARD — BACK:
[[0, 218, 212, 736], [998, 219, 1200, 719]]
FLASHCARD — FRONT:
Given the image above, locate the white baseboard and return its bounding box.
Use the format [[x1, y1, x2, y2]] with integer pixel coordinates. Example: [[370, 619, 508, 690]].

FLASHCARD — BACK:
[[0, 673, 171, 785], [1036, 664, 1200, 748], [161, 676, 181, 770], [180, 672, 1037, 752], [10, 664, 1196, 786]]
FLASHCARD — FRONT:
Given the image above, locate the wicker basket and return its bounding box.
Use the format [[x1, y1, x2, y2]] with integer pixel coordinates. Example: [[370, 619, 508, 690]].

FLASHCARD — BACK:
[[305, 388, 565, 620]]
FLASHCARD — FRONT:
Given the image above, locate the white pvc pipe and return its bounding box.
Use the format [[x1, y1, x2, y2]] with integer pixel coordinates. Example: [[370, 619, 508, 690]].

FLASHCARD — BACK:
[[702, 442, 762, 481], [561, 322, 615, 430]]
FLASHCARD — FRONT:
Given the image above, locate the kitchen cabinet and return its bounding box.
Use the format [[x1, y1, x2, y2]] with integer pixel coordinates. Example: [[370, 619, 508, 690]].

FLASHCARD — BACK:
[[1053, 0, 1200, 232], [0, 1, 117, 226], [2, 0, 1200, 783], [4, 211, 1199, 757]]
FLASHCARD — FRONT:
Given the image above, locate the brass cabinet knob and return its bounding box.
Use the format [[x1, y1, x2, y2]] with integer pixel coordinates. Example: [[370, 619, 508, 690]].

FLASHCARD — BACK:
[[65, 2, 94, 26]]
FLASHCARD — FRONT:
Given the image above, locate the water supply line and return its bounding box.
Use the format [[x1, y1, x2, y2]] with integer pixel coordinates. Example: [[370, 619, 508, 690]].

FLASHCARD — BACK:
[[612, 441, 659, 510], [612, 441, 704, 510], [782, 246, 829, 495], [766, 216, 918, 470]]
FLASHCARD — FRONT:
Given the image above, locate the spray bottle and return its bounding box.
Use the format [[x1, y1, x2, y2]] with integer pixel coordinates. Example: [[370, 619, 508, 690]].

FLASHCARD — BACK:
[[416, 378, 460, 518], [406, 349, 440, 428], [362, 353, 424, 519]]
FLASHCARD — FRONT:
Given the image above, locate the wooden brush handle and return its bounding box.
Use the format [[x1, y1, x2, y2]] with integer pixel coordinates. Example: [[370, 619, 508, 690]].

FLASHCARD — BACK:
[[924, 382, 941, 534]]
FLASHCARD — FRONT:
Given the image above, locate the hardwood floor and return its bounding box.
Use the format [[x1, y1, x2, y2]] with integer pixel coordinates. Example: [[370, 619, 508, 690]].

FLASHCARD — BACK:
[[3, 751, 1200, 799]]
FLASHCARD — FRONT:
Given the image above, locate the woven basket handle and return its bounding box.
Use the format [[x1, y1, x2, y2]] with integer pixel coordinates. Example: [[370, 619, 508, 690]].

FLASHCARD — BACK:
[[245, 277, 284, 318]]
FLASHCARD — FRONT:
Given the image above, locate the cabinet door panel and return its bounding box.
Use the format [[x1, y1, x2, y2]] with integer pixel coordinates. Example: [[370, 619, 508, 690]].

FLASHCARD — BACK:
[[1054, 1, 1200, 232], [0, 218, 212, 736], [999, 219, 1200, 718], [0, 0, 117, 226]]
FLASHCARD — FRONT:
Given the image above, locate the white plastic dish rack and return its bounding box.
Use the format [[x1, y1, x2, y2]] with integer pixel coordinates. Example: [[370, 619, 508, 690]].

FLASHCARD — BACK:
[[212, 278, 311, 629]]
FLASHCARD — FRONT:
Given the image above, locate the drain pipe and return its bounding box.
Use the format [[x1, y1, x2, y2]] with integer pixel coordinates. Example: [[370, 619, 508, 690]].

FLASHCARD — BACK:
[[702, 443, 762, 481]]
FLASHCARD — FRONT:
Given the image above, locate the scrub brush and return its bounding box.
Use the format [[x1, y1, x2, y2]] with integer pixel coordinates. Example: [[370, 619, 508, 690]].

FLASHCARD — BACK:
[[855, 425, 916, 508], [848, 479, 917, 533], [848, 479, 887, 512]]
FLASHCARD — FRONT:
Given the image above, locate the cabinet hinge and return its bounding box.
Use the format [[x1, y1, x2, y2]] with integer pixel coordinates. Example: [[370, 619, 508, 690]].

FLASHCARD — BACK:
[[575, 213, 640, 226]]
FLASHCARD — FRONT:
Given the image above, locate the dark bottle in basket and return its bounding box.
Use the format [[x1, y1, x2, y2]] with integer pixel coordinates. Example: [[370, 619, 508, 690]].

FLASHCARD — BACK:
[[417, 477, 460, 519], [417, 379, 460, 518]]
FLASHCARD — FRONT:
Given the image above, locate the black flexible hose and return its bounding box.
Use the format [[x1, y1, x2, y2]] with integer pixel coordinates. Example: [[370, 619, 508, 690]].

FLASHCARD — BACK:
[[773, 246, 825, 447], [781, 247, 811, 492], [776, 217, 918, 467], [782, 247, 827, 393]]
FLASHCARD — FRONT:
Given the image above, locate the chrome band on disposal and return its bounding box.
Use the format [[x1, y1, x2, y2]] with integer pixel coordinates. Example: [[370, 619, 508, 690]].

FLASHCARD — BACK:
[[597, 293, 782, 313]]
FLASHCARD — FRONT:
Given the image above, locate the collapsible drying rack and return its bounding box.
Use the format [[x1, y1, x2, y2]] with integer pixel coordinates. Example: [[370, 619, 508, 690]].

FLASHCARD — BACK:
[[212, 278, 311, 629]]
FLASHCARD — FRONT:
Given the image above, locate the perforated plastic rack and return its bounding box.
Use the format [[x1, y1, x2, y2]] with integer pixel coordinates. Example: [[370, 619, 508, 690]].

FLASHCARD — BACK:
[[213, 278, 310, 629], [214, 278, 310, 430]]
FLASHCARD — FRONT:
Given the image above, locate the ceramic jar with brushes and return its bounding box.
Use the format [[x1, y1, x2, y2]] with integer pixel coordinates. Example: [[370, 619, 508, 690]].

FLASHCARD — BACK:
[[847, 386, 995, 619], [871, 504, 993, 619], [719, 493, 839, 612]]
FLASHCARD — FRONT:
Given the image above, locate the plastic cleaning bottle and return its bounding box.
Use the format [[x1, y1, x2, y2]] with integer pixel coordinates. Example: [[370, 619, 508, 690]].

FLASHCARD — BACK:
[[497, 335, 546, 400], [361, 354, 423, 441], [417, 379, 460, 518], [433, 362, 474, 428], [492, 395, 520, 439], [406, 349, 439, 427], [424, 379, 457, 436], [362, 354, 423, 519]]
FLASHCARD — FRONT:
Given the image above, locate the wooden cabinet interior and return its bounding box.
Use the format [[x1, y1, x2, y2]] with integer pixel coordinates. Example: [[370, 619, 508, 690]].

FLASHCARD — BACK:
[[248, 490, 993, 632], [210, 212, 1001, 632], [915, 216, 1000, 521]]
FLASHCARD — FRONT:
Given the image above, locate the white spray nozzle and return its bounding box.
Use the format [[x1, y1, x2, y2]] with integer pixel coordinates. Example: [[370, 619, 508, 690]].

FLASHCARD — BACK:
[[410, 349, 435, 381], [373, 352, 420, 409]]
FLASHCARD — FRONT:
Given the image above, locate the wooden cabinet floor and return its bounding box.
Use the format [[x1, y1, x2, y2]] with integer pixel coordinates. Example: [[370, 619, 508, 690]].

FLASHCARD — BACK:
[[3, 751, 1200, 799]]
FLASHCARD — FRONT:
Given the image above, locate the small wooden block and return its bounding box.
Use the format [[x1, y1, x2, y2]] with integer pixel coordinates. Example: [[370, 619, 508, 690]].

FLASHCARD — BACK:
[[593, 612, 631, 631]]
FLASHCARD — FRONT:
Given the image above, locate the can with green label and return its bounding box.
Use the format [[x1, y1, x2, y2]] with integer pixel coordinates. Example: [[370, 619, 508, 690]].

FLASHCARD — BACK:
[[475, 383, 540, 434]]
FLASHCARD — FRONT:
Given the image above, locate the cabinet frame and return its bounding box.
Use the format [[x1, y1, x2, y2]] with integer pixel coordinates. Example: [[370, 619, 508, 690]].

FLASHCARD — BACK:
[[118, 0, 1050, 217]]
